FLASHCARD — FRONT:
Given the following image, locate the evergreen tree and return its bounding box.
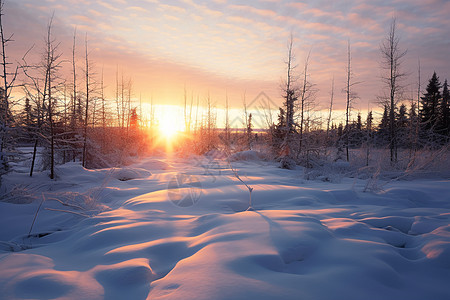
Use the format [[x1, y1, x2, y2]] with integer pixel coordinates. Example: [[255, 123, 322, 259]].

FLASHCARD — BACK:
[[129, 107, 138, 129], [380, 105, 389, 130], [397, 104, 408, 128], [351, 113, 363, 147], [337, 123, 343, 138], [356, 113, 362, 131], [24, 98, 33, 127], [396, 103, 408, 147], [409, 102, 417, 120], [366, 111, 373, 131], [247, 113, 253, 149], [439, 79, 450, 137], [377, 105, 389, 145], [409, 101, 419, 149], [420, 72, 441, 132], [365, 110, 374, 166], [271, 107, 285, 154]]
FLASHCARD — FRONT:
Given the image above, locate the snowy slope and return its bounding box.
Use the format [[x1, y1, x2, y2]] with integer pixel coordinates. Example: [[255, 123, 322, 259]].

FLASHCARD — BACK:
[[0, 155, 449, 299]]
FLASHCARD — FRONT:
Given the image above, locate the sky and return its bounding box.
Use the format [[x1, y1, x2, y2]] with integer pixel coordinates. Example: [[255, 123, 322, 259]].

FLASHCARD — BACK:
[[4, 0, 450, 125]]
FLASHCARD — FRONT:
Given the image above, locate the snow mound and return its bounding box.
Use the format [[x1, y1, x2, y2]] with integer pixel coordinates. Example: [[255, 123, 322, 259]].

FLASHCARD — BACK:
[[139, 159, 171, 171], [110, 168, 151, 181], [1, 155, 450, 299], [230, 150, 266, 162]]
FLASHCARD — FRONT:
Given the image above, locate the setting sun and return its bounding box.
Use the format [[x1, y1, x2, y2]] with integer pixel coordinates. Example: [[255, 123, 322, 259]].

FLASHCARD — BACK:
[[155, 105, 185, 139], [159, 116, 179, 139]]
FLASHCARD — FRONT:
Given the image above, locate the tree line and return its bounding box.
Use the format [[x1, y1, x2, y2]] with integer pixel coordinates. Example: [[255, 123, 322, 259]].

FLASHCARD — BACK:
[[270, 18, 449, 169], [0, 4, 449, 185], [0, 5, 148, 184]]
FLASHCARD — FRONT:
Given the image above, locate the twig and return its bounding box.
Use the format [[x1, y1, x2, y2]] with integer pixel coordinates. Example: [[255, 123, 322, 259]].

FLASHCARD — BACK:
[[28, 194, 46, 237], [226, 155, 254, 211], [44, 207, 89, 218], [47, 196, 84, 210]]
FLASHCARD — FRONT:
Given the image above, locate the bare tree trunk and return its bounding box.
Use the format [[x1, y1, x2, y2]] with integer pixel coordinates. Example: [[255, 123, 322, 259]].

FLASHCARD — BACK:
[[63, 84, 67, 163], [285, 36, 294, 134], [225, 92, 230, 147], [207, 93, 212, 151], [380, 18, 407, 165], [194, 94, 199, 134], [243, 95, 250, 149], [29, 94, 43, 177], [115, 65, 120, 128], [415, 58, 421, 151], [298, 51, 311, 156], [126, 78, 132, 137], [43, 17, 59, 179], [101, 67, 106, 129], [121, 72, 125, 130], [188, 91, 193, 134], [82, 34, 89, 167], [345, 41, 351, 162], [326, 77, 334, 153], [184, 86, 187, 133], [0, 0, 18, 175], [343, 40, 361, 162]]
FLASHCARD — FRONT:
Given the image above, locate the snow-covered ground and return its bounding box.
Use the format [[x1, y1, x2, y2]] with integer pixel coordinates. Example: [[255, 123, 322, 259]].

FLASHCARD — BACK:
[[0, 154, 449, 299]]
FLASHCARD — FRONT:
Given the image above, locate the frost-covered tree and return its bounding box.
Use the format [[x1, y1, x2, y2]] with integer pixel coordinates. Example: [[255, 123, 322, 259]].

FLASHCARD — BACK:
[[380, 17, 407, 163], [343, 40, 359, 161], [438, 79, 450, 138], [22, 16, 63, 178], [0, 0, 18, 181], [246, 113, 253, 150], [420, 72, 441, 134]]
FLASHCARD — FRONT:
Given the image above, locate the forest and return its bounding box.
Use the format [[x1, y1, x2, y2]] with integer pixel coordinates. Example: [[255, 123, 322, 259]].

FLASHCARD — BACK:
[[0, 3, 449, 186]]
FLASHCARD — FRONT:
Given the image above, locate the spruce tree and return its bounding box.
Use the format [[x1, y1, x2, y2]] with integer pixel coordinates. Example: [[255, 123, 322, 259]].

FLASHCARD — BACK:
[[396, 103, 408, 147], [366, 111, 373, 131], [378, 105, 389, 145], [420, 72, 441, 132], [440, 79, 450, 137], [397, 104, 408, 128]]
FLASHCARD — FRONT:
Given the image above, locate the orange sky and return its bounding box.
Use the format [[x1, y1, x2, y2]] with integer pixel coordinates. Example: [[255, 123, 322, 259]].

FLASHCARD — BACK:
[[4, 0, 450, 124]]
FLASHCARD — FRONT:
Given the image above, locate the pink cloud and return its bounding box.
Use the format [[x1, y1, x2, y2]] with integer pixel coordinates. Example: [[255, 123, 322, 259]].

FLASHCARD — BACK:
[[228, 4, 277, 18], [127, 6, 148, 13], [159, 4, 186, 14], [98, 1, 120, 12]]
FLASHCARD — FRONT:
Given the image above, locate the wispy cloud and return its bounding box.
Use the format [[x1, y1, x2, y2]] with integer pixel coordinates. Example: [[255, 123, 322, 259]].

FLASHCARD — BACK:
[[159, 4, 186, 14], [127, 6, 148, 13], [98, 1, 120, 12], [229, 4, 277, 17], [5, 0, 450, 111]]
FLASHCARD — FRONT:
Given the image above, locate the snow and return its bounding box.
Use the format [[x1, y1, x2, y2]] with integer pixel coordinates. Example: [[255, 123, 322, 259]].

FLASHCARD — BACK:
[[0, 155, 449, 299]]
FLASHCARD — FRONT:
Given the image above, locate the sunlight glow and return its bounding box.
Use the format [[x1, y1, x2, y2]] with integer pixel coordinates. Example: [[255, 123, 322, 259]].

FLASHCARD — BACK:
[[159, 116, 179, 139], [154, 105, 185, 142]]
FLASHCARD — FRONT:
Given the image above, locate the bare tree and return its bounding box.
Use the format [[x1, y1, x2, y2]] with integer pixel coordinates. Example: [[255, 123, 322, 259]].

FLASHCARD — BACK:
[[343, 40, 360, 162], [183, 86, 188, 134], [82, 34, 90, 167], [283, 34, 297, 136], [71, 28, 78, 128], [30, 15, 63, 179], [242, 95, 252, 150], [325, 76, 334, 149], [100, 66, 106, 131], [115, 65, 120, 128], [380, 17, 407, 164], [278, 33, 299, 167], [0, 0, 18, 177], [224, 92, 230, 147], [297, 50, 313, 156], [206, 92, 215, 151], [126, 77, 132, 135]]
